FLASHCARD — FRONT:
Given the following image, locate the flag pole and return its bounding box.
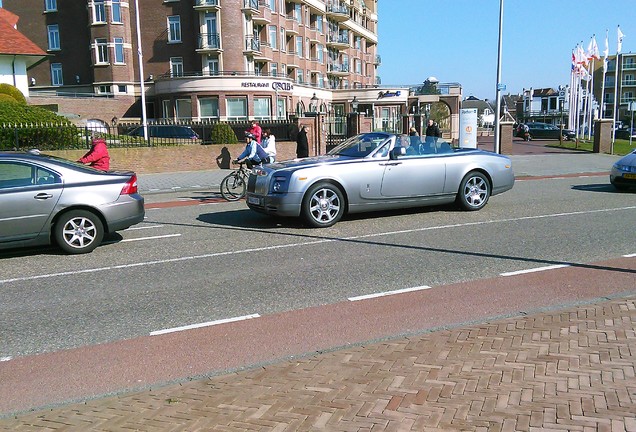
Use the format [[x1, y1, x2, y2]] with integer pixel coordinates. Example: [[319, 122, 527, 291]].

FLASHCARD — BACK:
[[600, 29, 608, 119]]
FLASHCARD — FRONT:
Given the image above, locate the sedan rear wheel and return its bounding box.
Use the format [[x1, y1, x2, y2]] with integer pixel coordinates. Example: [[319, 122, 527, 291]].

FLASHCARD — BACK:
[[54, 210, 104, 254], [457, 171, 490, 211], [302, 182, 345, 228]]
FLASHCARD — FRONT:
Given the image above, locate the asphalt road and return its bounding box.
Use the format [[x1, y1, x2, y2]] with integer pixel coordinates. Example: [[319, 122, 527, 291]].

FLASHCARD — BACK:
[[1, 174, 634, 360]]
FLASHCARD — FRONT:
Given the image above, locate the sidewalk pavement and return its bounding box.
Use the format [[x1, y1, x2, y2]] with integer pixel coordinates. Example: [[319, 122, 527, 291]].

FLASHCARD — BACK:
[[2, 150, 634, 432]]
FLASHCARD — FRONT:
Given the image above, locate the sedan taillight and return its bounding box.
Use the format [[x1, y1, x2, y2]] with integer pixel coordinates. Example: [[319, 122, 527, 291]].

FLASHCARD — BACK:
[[120, 174, 138, 195]]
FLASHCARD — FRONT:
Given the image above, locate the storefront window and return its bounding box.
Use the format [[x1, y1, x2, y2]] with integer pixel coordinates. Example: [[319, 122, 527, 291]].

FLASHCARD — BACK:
[[200, 97, 219, 118], [254, 97, 271, 119], [226, 97, 247, 120], [175, 98, 192, 119]]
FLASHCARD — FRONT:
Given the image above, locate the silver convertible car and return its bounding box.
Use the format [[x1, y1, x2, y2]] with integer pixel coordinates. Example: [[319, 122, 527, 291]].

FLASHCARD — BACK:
[[246, 132, 514, 227], [0, 151, 145, 254]]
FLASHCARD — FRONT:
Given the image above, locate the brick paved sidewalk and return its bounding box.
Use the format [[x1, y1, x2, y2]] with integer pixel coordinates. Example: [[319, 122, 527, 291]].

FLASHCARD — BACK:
[[2, 296, 635, 431]]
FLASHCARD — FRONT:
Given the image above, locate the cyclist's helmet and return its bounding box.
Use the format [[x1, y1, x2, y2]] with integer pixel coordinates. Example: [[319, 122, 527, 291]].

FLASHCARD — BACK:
[[245, 131, 255, 139]]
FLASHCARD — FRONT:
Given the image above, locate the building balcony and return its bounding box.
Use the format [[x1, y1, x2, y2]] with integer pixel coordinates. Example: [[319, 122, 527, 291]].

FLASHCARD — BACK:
[[242, 0, 259, 14], [620, 96, 636, 104], [196, 33, 222, 53], [374, 54, 381, 65], [326, 33, 349, 49], [285, 16, 300, 35], [252, 5, 271, 24], [253, 43, 273, 61], [623, 62, 636, 70], [244, 36, 261, 55], [327, 62, 349, 76], [375, 76, 381, 85], [622, 79, 636, 87], [193, 0, 220, 10], [326, 4, 349, 22]]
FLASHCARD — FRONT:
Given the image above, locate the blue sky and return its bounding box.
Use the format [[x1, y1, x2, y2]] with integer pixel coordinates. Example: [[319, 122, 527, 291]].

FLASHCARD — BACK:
[[377, 0, 634, 99]]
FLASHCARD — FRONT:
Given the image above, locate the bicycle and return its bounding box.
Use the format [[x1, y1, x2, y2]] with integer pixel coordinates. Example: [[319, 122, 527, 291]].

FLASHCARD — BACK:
[[220, 161, 251, 201]]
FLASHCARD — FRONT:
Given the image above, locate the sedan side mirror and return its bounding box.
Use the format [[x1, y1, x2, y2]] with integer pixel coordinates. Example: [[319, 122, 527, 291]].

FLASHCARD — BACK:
[[390, 146, 406, 160]]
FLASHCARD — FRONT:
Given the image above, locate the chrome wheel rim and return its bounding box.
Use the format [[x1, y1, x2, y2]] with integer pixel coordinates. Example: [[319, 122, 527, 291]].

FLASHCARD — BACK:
[[62, 216, 97, 249], [309, 188, 341, 224], [463, 176, 487, 208]]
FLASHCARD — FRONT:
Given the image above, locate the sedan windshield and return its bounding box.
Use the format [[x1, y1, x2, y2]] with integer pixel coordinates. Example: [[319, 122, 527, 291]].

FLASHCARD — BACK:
[[328, 133, 392, 158]]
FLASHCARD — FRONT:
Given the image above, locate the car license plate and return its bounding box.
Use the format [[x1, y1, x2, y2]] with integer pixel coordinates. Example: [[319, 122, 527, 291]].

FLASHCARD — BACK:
[[624, 173, 636, 179], [248, 196, 261, 205]]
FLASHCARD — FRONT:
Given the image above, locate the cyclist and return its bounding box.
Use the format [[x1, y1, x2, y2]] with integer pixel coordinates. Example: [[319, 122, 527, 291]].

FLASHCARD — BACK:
[[234, 131, 270, 169]]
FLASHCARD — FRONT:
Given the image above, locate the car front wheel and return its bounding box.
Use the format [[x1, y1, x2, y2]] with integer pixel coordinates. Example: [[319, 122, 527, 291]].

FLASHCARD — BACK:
[[301, 182, 345, 228], [54, 210, 104, 254], [457, 171, 491, 211]]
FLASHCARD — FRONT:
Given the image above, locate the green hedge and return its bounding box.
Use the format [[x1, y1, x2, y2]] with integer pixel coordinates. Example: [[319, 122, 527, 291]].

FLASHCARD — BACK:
[[0, 101, 83, 150], [210, 122, 239, 144], [0, 84, 27, 105]]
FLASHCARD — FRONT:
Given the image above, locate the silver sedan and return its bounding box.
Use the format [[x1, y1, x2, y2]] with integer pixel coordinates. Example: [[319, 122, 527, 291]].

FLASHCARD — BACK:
[[247, 132, 515, 227], [0, 151, 145, 254]]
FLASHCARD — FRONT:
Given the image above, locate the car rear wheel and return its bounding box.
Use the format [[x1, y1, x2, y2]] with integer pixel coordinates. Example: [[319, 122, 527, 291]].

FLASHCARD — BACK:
[[302, 182, 345, 228], [54, 210, 104, 254], [457, 171, 490, 211]]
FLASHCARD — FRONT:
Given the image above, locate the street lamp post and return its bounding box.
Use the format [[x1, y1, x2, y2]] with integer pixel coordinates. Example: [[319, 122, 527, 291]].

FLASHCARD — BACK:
[[134, 0, 148, 141], [351, 96, 359, 113], [494, 0, 504, 154]]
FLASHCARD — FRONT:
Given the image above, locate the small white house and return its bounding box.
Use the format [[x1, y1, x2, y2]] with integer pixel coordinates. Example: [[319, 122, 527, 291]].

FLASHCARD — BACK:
[[0, 8, 47, 98]]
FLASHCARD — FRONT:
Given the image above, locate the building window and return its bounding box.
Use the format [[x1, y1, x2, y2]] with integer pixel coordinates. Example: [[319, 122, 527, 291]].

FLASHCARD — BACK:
[[47, 24, 60, 50], [317, 44, 324, 63], [294, 4, 302, 24], [226, 97, 247, 120], [199, 97, 219, 118], [113, 37, 125, 63], [280, 28, 286, 52], [112, 0, 122, 22], [93, 0, 106, 23], [270, 62, 278, 77], [51, 63, 63, 86], [297, 69, 304, 84], [306, 37, 310, 59], [98, 85, 112, 94], [95, 38, 108, 64], [254, 97, 271, 119], [45, 0, 57, 12], [170, 57, 184, 77], [316, 15, 323, 33], [175, 98, 192, 119], [268, 0, 276, 12], [206, 55, 219, 75], [162, 100, 172, 118], [117, 85, 127, 93], [296, 36, 302, 58], [269, 25, 277, 50], [355, 58, 361, 74], [168, 16, 182, 43]]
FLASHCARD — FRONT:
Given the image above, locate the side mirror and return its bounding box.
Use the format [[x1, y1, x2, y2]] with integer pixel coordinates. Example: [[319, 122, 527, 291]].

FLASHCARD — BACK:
[[390, 146, 406, 160]]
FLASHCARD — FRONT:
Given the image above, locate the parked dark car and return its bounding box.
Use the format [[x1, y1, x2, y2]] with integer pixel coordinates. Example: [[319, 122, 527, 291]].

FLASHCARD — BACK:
[[515, 122, 574, 140], [0, 151, 145, 254], [614, 128, 636, 140], [127, 125, 199, 140]]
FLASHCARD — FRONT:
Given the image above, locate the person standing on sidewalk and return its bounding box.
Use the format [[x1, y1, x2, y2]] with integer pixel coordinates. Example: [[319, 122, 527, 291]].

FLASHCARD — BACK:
[[296, 125, 309, 158], [248, 120, 262, 144]]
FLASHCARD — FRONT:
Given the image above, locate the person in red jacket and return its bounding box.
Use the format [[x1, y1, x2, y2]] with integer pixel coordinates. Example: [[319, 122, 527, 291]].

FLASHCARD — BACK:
[[78, 137, 110, 171], [247, 120, 262, 144]]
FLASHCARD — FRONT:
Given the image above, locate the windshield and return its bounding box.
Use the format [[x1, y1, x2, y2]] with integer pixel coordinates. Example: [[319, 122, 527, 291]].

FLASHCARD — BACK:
[[327, 133, 393, 158]]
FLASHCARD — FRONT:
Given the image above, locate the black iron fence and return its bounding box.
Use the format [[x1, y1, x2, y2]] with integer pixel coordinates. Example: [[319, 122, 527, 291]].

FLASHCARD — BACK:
[[0, 119, 297, 151]]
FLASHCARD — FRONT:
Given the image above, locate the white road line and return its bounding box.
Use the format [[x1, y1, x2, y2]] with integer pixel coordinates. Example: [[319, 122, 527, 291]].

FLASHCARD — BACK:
[[120, 234, 181, 242], [0, 356, 12, 362], [500, 264, 571, 277], [623, 253, 636, 258], [150, 314, 260, 336], [125, 224, 163, 230], [1, 206, 634, 285], [348, 285, 432, 301]]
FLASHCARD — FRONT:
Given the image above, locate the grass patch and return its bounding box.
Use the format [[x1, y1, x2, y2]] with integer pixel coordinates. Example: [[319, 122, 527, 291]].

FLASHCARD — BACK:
[[546, 138, 634, 156]]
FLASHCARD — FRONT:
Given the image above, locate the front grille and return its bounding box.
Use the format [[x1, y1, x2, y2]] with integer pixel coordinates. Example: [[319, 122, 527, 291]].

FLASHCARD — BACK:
[[247, 174, 257, 192]]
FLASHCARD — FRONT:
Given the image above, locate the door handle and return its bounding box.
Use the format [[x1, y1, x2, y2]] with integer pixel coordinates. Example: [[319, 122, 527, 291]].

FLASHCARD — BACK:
[[34, 193, 53, 200], [380, 162, 402, 166]]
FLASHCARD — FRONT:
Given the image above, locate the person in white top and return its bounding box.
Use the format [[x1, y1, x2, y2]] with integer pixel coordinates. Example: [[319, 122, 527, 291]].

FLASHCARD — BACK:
[[261, 128, 277, 163]]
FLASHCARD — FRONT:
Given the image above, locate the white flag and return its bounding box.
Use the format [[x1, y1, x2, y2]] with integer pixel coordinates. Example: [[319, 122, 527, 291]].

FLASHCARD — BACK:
[[587, 35, 600, 60], [617, 26, 625, 53], [604, 29, 609, 59]]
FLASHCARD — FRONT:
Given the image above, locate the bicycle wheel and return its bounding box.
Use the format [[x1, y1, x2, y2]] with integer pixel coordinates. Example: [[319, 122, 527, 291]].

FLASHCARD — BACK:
[[220, 172, 246, 201]]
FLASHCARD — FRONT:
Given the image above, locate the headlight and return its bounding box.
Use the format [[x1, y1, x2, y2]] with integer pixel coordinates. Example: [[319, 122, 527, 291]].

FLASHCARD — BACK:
[[613, 163, 634, 172], [272, 176, 288, 193]]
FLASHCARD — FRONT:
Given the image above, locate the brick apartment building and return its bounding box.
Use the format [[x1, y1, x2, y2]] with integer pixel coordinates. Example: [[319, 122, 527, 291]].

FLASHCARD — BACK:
[[2, 0, 392, 126]]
